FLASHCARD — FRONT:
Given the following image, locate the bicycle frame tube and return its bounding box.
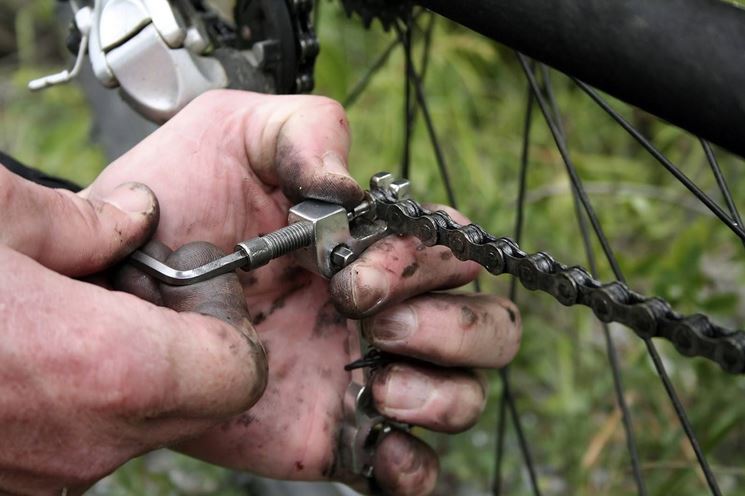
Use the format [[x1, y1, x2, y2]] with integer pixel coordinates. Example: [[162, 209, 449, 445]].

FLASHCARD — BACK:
[[419, 0, 745, 158]]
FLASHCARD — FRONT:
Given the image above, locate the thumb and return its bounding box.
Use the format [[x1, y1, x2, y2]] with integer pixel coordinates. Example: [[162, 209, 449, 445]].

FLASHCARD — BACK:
[[0, 166, 158, 276]]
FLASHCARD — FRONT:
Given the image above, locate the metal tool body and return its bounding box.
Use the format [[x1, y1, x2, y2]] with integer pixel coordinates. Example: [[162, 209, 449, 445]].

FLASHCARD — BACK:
[[128, 172, 406, 284]]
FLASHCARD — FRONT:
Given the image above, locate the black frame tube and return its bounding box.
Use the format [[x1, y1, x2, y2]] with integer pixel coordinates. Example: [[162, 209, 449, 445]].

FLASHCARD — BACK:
[[419, 0, 745, 158]]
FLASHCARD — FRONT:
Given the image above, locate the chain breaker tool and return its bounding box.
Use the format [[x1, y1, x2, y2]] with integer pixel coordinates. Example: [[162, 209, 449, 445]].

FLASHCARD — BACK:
[[129, 170, 745, 479]]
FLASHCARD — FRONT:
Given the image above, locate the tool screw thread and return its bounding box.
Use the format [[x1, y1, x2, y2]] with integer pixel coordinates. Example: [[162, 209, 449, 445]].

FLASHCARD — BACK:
[[263, 222, 314, 257]]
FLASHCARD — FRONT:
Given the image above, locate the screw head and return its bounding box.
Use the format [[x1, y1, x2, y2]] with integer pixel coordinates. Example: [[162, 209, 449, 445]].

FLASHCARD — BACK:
[[389, 179, 411, 200], [370, 172, 394, 191], [331, 245, 355, 269]]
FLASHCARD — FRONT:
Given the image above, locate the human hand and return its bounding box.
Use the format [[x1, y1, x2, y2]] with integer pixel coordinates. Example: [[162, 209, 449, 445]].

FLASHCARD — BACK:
[[0, 165, 267, 495], [91, 90, 522, 495]]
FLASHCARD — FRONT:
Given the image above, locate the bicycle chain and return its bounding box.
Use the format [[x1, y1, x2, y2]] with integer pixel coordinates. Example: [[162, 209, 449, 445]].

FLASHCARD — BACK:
[[369, 190, 745, 375]]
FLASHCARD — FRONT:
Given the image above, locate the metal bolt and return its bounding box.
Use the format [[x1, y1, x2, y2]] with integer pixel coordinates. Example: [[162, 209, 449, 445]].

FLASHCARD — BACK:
[[331, 245, 355, 269], [235, 221, 314, 270], [389, 178, 411, 200], [370, 172, 394, 191]]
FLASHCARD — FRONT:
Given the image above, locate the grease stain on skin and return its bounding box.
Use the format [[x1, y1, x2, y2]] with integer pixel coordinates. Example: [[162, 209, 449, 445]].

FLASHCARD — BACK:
[[270, 294, 288, 313], [281, 265, 306, 284], [313, 300, 346, 338], [235, 413, 256, 427], [295, 461, 305, 471], [253, 312, 267, 325], [377, 240, 396, 253], [255, 280, 312, 324], [458, 305, 479, 329], [275, 360, 295, 380], [401, 263, 419, 278], [440, 251, 453, 261], [276, 143, 363, 208]]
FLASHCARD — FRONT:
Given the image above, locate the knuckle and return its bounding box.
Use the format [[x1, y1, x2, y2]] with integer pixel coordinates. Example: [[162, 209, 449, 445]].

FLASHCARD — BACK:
[[312, 95, 347, 119]]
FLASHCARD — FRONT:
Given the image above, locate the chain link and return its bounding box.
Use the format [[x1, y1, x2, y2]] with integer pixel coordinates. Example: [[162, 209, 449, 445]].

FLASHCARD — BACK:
[[369, 190, 745, 374]]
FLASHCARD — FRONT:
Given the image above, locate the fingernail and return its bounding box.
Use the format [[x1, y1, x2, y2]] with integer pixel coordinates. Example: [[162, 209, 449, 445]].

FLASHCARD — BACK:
[[103, 182, 154, 215], [382, 366, 432, 412], [370, 305, 416, 342], [352, 266, 389, 313]]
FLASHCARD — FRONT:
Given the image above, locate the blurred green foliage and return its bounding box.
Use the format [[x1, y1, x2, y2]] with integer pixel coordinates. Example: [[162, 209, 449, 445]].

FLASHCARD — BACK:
[[2, 1, 745, 495]]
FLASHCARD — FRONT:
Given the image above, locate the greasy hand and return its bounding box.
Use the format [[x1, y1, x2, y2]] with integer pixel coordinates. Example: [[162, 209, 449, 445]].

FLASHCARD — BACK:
[[0, 165, 266, 495], [91, 90, 522, 495]]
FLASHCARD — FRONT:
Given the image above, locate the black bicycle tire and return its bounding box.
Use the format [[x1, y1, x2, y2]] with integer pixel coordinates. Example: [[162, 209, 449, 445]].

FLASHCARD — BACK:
[[418, 0, 745, 159]]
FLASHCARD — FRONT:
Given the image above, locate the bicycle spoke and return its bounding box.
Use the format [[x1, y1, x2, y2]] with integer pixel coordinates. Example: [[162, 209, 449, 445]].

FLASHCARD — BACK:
[[502, 368, 543, 496], [396, 23, 541, 493], [539, 65, 648, 496], [493, 80, 542, 496], [701, 139, 745, 250], [402, 12, 435, 179], [508, 83, 534, 300], [342, 37, 399, 108], [394, 22, 456, 207], [493, 384, 509, 496], [520, 54, 722, 496], [418, 13, 436, 83], [573, 80, 745, 243], [343, 10, 428, 109], [401, 10, 413, 178], [644, 341, 722, 495], [516, 54, 624, 283]]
